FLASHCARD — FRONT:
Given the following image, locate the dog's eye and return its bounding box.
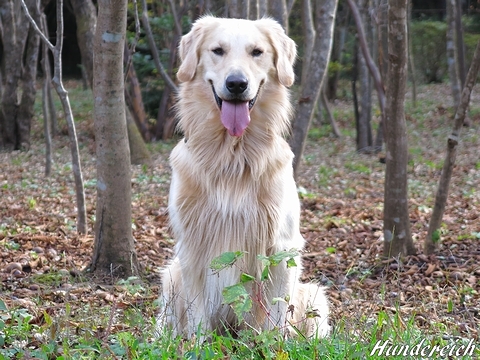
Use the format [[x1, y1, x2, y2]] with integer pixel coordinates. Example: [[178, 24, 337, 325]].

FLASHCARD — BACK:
[[212, 47, 224, 56], [251, 48, 263, 57]]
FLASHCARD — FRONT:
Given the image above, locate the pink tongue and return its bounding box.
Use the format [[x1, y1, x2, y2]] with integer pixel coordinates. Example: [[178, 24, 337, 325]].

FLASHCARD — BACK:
[[220, 101, 250, 137]]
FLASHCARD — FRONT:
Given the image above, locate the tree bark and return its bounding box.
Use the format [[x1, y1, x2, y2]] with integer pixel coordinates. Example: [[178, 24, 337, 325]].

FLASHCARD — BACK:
[[90, 0, 140, 279], [383, 0, 415, 258], [377, 0, 388, 81], [321, 88, 341, 138], [259, 0, 267, 17], [228, 0, 250, 18], [290, 0, 338, 177], [249, 0, 259, 19], [0, 0, 28, 151], [356, 0, 373, 153], [300, 0, 315, 86], [41, 31, 53, 176], [327, 6, 348, 100], [454, 0, 466, 88], [425, 40, 480, 255], [70, 0, 96, 89], [268, 0, 288, 32], [18, 0, 41, 150], [73, 0, 150, 162], [124, 42, 150, 141], [348, 0, 385, 153], [446, 0, 461, 109], [407, 0, 417, 108]]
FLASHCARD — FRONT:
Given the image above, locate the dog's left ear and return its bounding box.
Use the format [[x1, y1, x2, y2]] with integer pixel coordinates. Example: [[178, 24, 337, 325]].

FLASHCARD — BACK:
[[258, 19, 297, 87], [177, 18, 207, 82]]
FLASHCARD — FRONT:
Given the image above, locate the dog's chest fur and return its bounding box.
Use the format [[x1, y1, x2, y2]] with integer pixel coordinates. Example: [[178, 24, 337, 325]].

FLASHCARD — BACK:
[[169, 136, 293, 275]]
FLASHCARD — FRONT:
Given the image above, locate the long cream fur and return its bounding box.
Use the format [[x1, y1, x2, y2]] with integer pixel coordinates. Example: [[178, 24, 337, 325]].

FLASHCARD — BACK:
[[159, 16, 330, 338]]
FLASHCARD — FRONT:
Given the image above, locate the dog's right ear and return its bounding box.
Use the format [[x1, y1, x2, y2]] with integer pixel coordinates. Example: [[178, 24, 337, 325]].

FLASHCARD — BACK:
[[177, 19, 206, 83]]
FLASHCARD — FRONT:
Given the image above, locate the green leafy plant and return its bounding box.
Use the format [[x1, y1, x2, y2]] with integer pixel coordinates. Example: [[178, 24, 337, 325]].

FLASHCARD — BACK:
[[210, 249, 299, 324]]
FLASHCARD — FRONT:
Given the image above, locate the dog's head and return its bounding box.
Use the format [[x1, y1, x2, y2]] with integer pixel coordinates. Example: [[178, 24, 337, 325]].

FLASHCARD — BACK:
[[177, 16, 296, 137]]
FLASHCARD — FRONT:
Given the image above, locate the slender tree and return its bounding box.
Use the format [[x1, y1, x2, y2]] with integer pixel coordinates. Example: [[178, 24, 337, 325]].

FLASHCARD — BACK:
[[326, 5, 348, 100], [89, 0, 140, 278], [407, 0, 417, 108], [40, 12, 52, 177], [348, 0, 385, 153], [269, 0, 288, 33], [21, 0, 87, 235], [425, 40, 480, 255], [446, 0, 461, 109], [356, 0, 373, 153], [17, 0, 40, 151], [454, 0, 466, 88], [71, 0, 97, 89], [300, 0, 315, 86], [0, 0, 34, 151], [383, 0, 415, 257], [290, 0, 338, 177]]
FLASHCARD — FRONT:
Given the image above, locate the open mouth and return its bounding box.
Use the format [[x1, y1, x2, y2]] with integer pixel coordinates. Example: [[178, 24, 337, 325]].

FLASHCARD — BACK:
[[210, 83, 259, 111], [210, 82, 262, 137]]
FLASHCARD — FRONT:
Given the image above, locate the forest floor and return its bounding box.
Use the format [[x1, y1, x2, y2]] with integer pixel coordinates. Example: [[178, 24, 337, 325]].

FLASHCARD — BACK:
[[0, 82, 479, 356]]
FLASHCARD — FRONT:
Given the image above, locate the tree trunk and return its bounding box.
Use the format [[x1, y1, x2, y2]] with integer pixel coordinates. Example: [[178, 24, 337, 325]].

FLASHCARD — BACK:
[[73, 0, 150, 162], [259, 0, 267, 17], [290, 0, 338, 177], [268, 0, 288, 32], [41, 20, 58, 137], [447, 0, 461, 109], [300, 0, 315, 86], [407, 0, 417, 108], [18, 0, 41, 151], [71, 0, 96, 89], [228, 0, 250, 19], [383, 0, 415, 258], [156, 0, 182, 140], [124, 42, 150, 141], [249, 0, 259, 19], [126, 106, 151, 165], [90, 0, 140, 279], [0, 0, 28, 151], [321, 88, 341, 138], [348, 0, 385, 153], [41, 39, 53, 177], [425, 40, 480, 255], [229, 0, 240, 18], [327, 6, 348, 100], [356, 0, 373, 153], [377, 0, 388, 81], [454, 0, 466, 88]]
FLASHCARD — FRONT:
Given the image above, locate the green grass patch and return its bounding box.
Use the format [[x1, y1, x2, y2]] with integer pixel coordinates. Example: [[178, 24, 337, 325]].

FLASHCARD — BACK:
[[307, 125, 331, 140], [345, 161, 371, 175]]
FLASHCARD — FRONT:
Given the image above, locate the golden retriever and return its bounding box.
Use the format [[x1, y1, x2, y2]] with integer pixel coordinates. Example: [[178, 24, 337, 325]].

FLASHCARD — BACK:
[[159, 16, 330, 339]]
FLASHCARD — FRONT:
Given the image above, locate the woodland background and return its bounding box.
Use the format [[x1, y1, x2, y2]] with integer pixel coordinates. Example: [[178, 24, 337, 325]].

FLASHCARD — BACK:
[[0, 0, 479, 358]]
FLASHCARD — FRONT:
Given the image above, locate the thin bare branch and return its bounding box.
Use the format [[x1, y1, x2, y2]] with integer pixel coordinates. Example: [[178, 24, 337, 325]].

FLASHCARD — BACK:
[[168, 0, 183, 36], [140, 0, 178, 93], [20, 0, 54, 51]]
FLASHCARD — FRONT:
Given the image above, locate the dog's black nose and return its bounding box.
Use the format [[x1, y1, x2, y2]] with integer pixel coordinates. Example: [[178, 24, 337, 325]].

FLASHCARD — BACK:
[[226, 75, 248, 94]]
